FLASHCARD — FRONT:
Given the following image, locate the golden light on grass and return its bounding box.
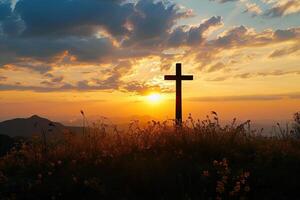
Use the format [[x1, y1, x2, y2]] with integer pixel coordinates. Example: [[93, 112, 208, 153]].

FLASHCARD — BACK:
[[147, 93, 162, 104]]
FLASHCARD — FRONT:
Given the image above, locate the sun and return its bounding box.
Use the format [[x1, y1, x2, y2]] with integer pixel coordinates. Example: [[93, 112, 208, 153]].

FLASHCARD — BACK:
[[147, 93, 162, 103]]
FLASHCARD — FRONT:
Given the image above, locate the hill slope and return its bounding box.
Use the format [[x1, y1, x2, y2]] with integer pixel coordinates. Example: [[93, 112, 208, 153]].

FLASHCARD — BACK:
[[0, 115, 65, 137]]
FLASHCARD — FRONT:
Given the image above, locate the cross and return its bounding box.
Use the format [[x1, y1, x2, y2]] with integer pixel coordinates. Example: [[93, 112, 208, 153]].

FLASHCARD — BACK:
[[164, 63, 193, 125]]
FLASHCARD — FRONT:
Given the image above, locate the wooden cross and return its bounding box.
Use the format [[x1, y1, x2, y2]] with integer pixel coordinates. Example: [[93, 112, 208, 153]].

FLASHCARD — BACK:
[[164, 63, 193, 125]]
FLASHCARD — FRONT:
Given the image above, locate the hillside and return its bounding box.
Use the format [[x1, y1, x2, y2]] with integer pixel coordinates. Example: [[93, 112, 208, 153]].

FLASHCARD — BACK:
[[0, 113, 300, 199], [0, 115, 65, 137]]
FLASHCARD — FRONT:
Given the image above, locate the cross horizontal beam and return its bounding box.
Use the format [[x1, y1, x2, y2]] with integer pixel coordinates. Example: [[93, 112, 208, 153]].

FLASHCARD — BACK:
[[164, 75, 193, 80]]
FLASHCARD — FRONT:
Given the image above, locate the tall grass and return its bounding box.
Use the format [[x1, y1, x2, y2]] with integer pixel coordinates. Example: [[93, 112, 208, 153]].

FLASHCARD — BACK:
[[1, 112, 300, 199]]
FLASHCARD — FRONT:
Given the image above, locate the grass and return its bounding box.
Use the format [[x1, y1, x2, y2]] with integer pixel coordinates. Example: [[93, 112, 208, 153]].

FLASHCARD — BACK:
[[0, 112, 300, 200]]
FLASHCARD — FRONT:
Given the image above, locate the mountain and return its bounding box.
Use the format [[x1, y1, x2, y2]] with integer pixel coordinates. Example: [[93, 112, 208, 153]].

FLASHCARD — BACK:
[[0, 115, 66, 137]]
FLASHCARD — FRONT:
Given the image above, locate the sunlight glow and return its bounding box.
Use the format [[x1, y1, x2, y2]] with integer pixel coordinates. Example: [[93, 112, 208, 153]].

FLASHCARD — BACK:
[[147, 93, 162, 103]]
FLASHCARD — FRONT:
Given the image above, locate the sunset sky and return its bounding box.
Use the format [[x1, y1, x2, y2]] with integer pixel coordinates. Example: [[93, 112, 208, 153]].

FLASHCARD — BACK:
[[0, 0, 299, 124]]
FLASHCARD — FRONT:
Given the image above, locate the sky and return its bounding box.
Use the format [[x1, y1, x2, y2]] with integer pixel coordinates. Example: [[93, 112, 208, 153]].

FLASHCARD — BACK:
[[0, 0, 299, 125]]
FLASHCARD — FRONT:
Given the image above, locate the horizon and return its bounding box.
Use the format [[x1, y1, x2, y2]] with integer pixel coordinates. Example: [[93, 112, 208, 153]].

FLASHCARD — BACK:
[[0, 112, 295, 135], [0, 0, 299, 124]]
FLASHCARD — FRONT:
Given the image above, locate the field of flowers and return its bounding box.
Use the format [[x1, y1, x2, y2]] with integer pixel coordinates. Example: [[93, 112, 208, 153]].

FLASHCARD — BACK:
[[0, 112, 300, 200]]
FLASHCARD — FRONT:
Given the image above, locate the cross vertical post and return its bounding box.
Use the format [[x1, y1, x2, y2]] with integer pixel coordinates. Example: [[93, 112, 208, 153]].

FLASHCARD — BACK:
[[176, 63, 182, 124], [164, 63, 193, 125]]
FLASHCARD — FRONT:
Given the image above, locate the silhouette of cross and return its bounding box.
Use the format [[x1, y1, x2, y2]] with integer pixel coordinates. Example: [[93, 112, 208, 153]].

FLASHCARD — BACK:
[[164, 63, 193, 125]]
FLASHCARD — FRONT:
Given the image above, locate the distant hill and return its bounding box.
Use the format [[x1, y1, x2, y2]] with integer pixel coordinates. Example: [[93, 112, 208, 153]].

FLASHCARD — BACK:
[[0, 115, 66, 137]]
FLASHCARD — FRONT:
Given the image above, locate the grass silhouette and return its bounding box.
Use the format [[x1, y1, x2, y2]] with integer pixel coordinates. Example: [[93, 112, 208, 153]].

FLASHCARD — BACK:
[[0, 112, 300, 199]]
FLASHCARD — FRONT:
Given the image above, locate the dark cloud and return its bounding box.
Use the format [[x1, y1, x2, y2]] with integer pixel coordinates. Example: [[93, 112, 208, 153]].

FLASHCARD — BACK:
[[0, 1, 12, 21], [122, 0, 192, 48], [14, 0, 134, 38], [264, 0, 300, 18], [0, 0, 300, 95], [0, 36, 116, 65], [0, 0, 193, 67], [15, 63, 53, 74], [0, 1, 25, 37], [274, 28, 300, 41], [168, 16, 222, 47], [51, 76, 64, 83], [213, 26, 258, 48]]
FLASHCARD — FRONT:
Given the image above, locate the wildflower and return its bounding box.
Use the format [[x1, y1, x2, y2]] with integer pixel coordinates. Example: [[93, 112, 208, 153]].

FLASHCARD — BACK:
[[241, 179, 245, 184], [216, 196, 222, 200], [216, 181, 225, 193], [80, 110, 85, 116], [222, 176, 228, 183], [213, 160, 218, 166], [202, 170, 209, 177], [244, 186, 250, 192], [244, 172, 250, 178], [222, 158, 228, 167], [73, 176, 78, 182], [57, 160, 62, 165], [37, 174, 42, 179], [50, 162, 55, 167], [211, 111, 217, 116], [234, 185, 241, 192], [0, 171, 7, 183], [48, 172, 52, 176]]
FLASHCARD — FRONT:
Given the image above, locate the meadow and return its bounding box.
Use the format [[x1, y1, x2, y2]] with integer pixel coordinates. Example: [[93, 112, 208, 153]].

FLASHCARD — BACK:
[[0, 112, 300, 200]]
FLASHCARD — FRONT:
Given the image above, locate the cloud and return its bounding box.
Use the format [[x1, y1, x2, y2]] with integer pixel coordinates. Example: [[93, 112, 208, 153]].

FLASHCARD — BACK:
[[0, 78, 172, 95], [269, 43, 300, 57], [41, 75, 64, 86], [213, 26, 300, 49], [206, 62, 226, 72], [206, 70, 300, 81], [0, 36, 116, 65], [122, 81, 172, 95], [0, 0, 193, 65], [243, 2, 262, 17], [0, 1, 12, 21], [122, 0, 193, 48], [14, 0, 134, 38], [1, 0, 300, 95], [193, 26, 300, 68], [0, 76, 7, 81], [188, 92, 300, 102], [0, 83, 73, 92], [274, 28, 300, 40], [167, 16, 222, 47], [8, 63, 53, 74], [209, 0, 239, 4], [264, 0, 300, 17]]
